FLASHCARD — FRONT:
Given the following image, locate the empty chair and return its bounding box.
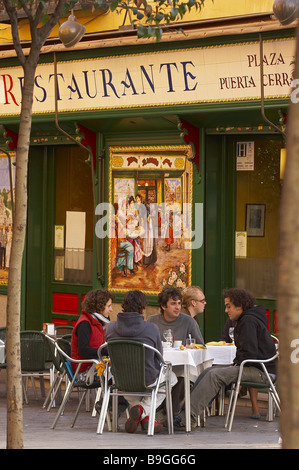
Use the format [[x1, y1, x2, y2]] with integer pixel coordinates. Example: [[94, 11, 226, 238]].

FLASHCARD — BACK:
[[20, 330, 52, 404], [0, 327, 6, 372], [54, 325, 74, 337], [61, 334, 72, 342], [96, 340, 174, 436], [225, 336, 280, 432], [42, 333, 67, 411], [0, 326, 6, 343]]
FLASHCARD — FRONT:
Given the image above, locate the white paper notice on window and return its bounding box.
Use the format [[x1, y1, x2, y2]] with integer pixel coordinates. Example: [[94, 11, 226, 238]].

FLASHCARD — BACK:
[[65, 211, 86, 270], [236, 142, 254, 171], [235, 231, 247, 258]]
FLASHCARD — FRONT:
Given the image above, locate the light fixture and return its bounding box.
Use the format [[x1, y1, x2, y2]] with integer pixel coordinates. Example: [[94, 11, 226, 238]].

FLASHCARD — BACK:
[[280, 148, 287, 179], [273, 0, 299, 25], [58, 12, 86, 48]]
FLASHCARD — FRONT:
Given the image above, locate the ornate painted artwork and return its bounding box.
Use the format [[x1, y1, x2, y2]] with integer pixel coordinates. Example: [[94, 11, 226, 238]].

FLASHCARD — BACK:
[[0, 152, 15, 286], [107, 145, 193, 294]]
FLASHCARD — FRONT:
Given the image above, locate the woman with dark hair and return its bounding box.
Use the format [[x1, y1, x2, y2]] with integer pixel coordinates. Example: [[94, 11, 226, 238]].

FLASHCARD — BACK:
[[71, 289, 114, 373]]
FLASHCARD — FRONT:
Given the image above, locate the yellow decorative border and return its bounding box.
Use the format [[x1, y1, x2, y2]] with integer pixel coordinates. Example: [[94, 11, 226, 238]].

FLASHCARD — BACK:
[[107, 144, 193, 295], [0, 94, 291, 118]]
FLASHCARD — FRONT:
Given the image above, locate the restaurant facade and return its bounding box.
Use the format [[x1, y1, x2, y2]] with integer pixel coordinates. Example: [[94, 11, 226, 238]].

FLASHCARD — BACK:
[[0, 1, 293, 340]]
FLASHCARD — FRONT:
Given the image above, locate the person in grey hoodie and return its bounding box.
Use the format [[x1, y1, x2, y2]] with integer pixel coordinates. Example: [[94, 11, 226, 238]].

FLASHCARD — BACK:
[[105, 290, 177, 434]]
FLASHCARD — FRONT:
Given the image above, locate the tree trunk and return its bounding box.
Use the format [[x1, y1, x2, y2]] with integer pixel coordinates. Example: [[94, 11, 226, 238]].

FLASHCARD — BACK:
[[277, 25, 299, 449], [6, 61, 36, 449]]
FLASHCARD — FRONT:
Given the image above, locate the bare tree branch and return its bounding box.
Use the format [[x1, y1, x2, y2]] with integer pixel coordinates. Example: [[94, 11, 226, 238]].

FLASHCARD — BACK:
[[2, 0, 25, 65]]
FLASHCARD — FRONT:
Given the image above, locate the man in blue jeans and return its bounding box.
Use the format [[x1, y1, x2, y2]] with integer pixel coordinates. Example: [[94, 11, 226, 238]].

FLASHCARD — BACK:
[[189, 288, 277, 421]]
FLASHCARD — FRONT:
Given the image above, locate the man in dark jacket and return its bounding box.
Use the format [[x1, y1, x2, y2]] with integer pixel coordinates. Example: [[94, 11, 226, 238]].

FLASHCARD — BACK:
[[188, 288, 277, 420], [105, 290, 176, 434]]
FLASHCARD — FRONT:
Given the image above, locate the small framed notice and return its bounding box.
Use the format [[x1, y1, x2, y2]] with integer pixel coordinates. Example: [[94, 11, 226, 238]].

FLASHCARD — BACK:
[[235, 231, 247, 258], [54, 225, 64, 249], [246, 204, 266, 237], [236, 142, 254, 171]]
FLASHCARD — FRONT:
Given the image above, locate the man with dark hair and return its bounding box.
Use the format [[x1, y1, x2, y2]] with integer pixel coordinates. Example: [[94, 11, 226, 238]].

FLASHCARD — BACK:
[[222, 287, 256, 312], [186, 288, 277, 422], [149, 287, 204, 344], [105, 290, 176, 434], [148, 287, 204, 427]]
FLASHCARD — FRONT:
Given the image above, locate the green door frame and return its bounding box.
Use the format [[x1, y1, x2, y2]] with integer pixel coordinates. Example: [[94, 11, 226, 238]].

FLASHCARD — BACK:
[[204, 135, 235, 341], [25, 146, 54, 329]]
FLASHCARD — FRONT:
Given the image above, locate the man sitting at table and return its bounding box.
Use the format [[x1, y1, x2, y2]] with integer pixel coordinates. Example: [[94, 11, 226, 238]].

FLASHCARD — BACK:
[[186, 288, 277, 424], [105, 289, 177, 434], [147, 286, 205, 427], [221, 317, 260, 419]]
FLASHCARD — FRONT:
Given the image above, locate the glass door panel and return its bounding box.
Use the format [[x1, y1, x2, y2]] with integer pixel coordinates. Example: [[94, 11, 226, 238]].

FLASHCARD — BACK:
[[54, 146, 93, 285], [235, 139, 283, 300]]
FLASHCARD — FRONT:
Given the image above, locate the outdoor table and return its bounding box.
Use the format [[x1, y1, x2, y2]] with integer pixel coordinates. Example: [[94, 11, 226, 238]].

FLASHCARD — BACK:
[[206, 344, 237, 416], [0, 339, 5, 365], [206, 344, 237, 365], [163, 347, 214, 432]]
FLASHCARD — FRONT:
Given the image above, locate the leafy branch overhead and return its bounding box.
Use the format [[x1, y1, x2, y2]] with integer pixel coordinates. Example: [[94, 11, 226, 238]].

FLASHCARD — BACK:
[[108, 0, 206, 40], [0, 0, 207, 42]]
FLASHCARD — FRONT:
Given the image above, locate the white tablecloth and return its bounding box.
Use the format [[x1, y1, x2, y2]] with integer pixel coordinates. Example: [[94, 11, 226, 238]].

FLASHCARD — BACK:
[[163, 347, 214, 375], [0, 341, 5, 364], [206, 345, 236, 365], [163, 347, 214, 432], [162, 345, 236, 431]]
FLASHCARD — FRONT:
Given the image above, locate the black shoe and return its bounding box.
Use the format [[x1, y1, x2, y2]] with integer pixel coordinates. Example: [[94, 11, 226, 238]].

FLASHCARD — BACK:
[[173, 412, 197, 430], [173, 414, 185, 429], [94, 400, 102, 415]]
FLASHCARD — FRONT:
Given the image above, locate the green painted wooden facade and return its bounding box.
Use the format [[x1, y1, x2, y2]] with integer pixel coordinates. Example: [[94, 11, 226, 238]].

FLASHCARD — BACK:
[[0, 29, 289, 339]]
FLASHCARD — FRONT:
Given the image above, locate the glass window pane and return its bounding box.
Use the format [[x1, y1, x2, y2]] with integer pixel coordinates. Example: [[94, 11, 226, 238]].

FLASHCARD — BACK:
[[54, 146, 93, 284], [235, 139, 283, 299]]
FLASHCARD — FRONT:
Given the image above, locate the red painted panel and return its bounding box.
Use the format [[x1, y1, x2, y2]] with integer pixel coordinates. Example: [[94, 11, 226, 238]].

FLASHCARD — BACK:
[[53, 293, 79, 315], [274, 310, 278, 333], [265, 309, 270, 331]]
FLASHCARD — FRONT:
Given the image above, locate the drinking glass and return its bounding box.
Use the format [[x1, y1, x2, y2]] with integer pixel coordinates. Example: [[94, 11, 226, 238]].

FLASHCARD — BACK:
[[163, 329, 173, 348], [186, 338, 195, 347], [229, 327, 235, 344]]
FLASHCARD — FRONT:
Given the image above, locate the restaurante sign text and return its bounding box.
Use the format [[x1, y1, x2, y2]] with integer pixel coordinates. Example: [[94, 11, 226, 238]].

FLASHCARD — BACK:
[[0, 38, 295, 116]]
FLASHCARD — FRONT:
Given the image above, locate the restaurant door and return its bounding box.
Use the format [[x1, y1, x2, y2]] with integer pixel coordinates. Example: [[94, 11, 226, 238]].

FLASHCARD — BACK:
[[25, 146, 54, 329], [204, 134, 283, 341], [25, 144, 94, 330], [234, 137, 283, 333]]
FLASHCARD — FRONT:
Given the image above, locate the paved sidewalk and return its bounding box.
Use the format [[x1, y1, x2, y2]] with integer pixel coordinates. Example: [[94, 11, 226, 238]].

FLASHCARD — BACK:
[[0, 383, 281, 450]]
